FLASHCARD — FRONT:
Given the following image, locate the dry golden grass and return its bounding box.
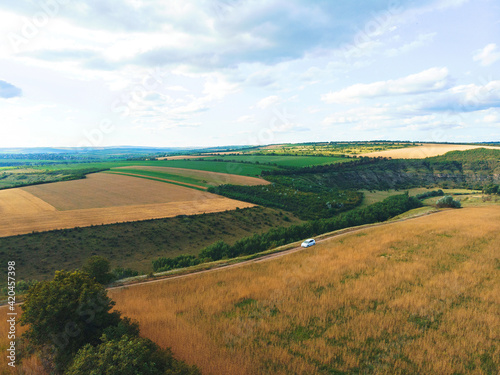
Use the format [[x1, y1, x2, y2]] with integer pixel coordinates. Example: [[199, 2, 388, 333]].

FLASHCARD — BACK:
[[114, 166, 270, 186], [359, 143, 500, 159], [0, 306, 47, 375], [109, 206, 500, 375], [0, 174, 255, 237]]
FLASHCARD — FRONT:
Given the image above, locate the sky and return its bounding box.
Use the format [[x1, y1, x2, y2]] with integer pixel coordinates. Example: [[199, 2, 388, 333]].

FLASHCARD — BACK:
[[0, 0, 499, 148]]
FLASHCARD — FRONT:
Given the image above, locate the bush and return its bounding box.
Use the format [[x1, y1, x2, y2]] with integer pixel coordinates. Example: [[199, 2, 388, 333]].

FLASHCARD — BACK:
[[82, 256, 113, 285], [483, 184, 499, 195], [416, 189, 444, 200], [152, 254, 200, 272], [436, 195, 461, 208], [20, 271, 122, 372], [111, 267, 139, 280]]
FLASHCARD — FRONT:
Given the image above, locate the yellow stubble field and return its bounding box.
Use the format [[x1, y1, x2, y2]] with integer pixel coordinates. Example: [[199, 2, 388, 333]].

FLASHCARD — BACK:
[[359, 143, 500, 159], [0, 173, 255, 237], [108, 206, 500, 375]]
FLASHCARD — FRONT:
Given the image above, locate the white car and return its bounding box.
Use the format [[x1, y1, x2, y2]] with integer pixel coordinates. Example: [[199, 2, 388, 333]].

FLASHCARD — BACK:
[[301, 239, 316, 248]]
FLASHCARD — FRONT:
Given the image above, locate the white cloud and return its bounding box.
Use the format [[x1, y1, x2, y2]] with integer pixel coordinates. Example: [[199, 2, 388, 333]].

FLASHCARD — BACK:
[[322, 67, 451, 104], [421, 80, 500, 113], [237, 115, 256, 123], [386, 33, 436, 57], [473, 43, 500, 66], [256, 95, 281, 109]]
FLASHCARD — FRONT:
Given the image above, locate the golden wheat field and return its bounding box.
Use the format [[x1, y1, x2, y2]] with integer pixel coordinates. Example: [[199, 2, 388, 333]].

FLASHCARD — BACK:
[[359, 143, 500, 159], [106, 206, 500, 375], [0, 173, 254, 237]]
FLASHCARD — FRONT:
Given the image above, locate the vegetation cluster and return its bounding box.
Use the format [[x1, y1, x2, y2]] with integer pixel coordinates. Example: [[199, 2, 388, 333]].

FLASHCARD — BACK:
[[151, 193, 422, 270], [209, 184, 362, 220], [263, 149, 500, 191], [17, 270, 199, 374]]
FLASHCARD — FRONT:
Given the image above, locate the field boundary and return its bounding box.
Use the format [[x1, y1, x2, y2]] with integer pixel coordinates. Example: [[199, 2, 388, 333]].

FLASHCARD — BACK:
[[103, 171, 207, 190]]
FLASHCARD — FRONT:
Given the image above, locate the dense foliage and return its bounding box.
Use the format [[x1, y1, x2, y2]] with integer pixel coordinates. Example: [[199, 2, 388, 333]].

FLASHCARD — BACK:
[[19, 270, 200, 374], [65, 335, 199, 375], [436, 195, 462, 208], [20, 271, 122, 372], [209, 184, 362, 220], [483, 183, 500, 195], [415, 189, 444, 200], [263, 149, 500, 191], [81, 255, 114, 285], [152, 254, 201, 273]]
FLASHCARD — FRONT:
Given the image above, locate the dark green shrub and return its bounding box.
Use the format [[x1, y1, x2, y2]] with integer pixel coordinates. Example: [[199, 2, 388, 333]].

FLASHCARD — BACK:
[[436, 195, 461, 208]]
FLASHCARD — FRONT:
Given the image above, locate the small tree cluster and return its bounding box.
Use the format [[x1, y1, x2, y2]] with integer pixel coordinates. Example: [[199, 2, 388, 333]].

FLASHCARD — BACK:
[[436, 195, 461, 208], [483, 184, 499, 195], [20, 270, 199, 374]]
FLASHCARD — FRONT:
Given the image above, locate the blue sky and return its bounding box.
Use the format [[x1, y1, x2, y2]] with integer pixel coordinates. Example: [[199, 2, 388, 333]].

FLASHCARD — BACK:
[[0, 0, 499, 148]]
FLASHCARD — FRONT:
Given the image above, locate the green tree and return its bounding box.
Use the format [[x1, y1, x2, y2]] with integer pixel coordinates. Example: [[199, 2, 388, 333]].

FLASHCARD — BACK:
[[436, 195, 461, 208], [20, 271, 121, 372], [65, 335, 200, 375], [82, 255, 114, 285]]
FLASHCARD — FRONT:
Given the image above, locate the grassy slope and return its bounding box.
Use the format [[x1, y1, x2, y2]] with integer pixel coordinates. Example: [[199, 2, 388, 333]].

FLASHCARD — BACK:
[[0, 207, 302, 282], [109, 206, 500, 375]]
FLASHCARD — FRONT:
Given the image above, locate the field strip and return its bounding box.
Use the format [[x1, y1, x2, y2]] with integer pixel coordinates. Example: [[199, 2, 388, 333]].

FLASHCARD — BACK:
[[157, 155, 210, 160], [359, 144, 500, 159], [108, 207, 442, 291], [0, 188, 56, 215], [0, 198, 255, 237], [113, 166, 271, 186], [104, 171, 208, 190]]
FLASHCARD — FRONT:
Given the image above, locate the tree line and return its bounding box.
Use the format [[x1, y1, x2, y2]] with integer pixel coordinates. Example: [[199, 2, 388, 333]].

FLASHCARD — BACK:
[[152, 194, 422, 270]]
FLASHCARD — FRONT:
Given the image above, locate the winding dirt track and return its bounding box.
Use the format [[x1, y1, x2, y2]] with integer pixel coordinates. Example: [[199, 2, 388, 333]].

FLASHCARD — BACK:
[[108, 209, 438, 291]]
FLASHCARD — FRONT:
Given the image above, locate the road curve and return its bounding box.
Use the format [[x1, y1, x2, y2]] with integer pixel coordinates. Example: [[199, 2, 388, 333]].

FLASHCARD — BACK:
[[107, 209, 438, 291]]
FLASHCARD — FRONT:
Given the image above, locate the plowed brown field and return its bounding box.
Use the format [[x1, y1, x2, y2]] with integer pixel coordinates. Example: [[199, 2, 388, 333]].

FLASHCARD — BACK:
[[359, 143, 500, 159], [0, 174, 254, 237]]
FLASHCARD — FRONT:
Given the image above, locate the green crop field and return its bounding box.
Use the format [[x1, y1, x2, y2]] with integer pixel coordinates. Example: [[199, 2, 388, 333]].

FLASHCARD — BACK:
[[106, 168, 209, 188], [38, 160, 277, 176], [204, 154, 350, 167]]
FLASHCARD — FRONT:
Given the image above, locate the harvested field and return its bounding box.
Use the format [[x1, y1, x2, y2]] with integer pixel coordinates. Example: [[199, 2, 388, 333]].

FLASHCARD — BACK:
[[0, 174, 255, 237], [22, 173, 213, 210], [109, 206, 500, 375], [0, 189, 56, 215], [359, 143, 500, 159], [113, 166, 270, 186]]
